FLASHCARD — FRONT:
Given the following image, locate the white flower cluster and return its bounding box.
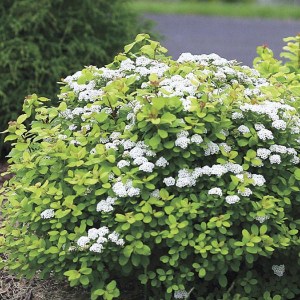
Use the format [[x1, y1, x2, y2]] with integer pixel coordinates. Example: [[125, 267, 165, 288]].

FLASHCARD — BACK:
[[255, 215, 270, 223], [96, 197, 116, 213], [177, 52, 235, 67], [208, 187, 223, 196], [176, 169, 196, 188], [232, 112, 244, 119], [163, 177, 176, 186], [219, 143, 231, 153], [59, 105, 102, 120], [251, 174, 266, 186], [155, 157, 169, 168], [150, 189, 160, 198], [139, 162, 155, 173], [112, 180, 140, 197], [191, 134, 203, 145], [117, 160, 130, 169], [269, 154, 281, 164], [77, 226, 124, 253], [175, 131, 191, 149], [174, 290, 189, 299], [204, 141, 220, 156], [238, 188, 252, 197], [240, 101, 295, 122], [40, 209, 55, 219], [272, 264, 285, 277], [238, 125, 250, 134], [158, 74, 199, 110], [257, 128, 274, 141], [225, 195, 240, 204], [272, 120, 286, 130], [257, 148, 271, 160]]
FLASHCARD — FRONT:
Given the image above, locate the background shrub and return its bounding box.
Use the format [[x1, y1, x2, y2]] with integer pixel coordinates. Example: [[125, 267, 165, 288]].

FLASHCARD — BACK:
[[0, 0, 148, 159], [1, 34, 300, 300]]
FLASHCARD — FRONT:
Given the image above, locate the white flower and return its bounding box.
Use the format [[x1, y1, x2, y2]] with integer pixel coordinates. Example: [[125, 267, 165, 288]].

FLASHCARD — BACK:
[[272, 264, 285, 277], [224, 162, 243, 174], [40, 209, 55, 219], [254, 123, 265, 131], [256, 148, 271, 159], [272, 120, 286, 130], [225, 195, 240, 204], [98, 226, 110, 236], [139, 162, 155, 173], [108, 232, 124, 246], [219, 143, 231, 153], [88, 228, 100, 240], [123, 140, 136, 150], [112, 181, 128, 197], [127, 187, 141, 197], [251, 174, 266, 186], [174, 290, 189, 299], [204, 141, 220, 156], [270, 145, 287, 154], [175, 136, 191, 149], [70, 140, 81, 145], [269, 154, 281, 164], [77, 236, 90, 247], [155, 157, 169, 168], [163, 177, 176, 186], [117, 160, 130, 168], [208, 187, 222, 196], [129, 146, 145, 159], [238, 188, 252, 197], [255, 215, 270, 223], [232, 112, 244, 119], [89, 243, 104, 253], [257, 128, 274, 141], [150, 189, 160, 198], [191, 134, 203, 144], [133, 157, 148, 166], [96, 197, 116, 213], [238, 125, 250, 134]]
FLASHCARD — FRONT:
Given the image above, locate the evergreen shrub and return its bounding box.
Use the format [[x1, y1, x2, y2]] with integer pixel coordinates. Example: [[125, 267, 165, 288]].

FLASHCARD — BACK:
[[0, 0, 145, 158], [1, 34, 300, 300]]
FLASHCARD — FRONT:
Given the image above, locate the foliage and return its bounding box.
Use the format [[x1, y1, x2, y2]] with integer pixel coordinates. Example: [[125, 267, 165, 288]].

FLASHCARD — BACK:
[[0, 0, 148, 158], [1, 34, 300, 300], [253, 34, 300, 112]]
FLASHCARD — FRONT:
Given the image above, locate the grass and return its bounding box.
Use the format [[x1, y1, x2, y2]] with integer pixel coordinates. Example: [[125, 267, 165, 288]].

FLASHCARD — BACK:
[[130, 1, 300, 20]]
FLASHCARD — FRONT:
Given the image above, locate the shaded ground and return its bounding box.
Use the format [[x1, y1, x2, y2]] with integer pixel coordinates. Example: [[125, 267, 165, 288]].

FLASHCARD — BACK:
[[145, 14, 300, 66]]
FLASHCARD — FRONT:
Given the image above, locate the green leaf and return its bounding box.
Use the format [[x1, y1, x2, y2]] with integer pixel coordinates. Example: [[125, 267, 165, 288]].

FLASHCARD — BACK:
[[158, 129, 168, 138], [218, 274, 227, 288], [80, 275, 90, 286], [294, 169, 300, 180]]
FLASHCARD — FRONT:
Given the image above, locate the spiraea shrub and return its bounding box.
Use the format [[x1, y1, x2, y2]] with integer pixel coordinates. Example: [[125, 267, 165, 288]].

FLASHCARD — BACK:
[[0, 0, 146, 158], [1, 34, 300, 300]]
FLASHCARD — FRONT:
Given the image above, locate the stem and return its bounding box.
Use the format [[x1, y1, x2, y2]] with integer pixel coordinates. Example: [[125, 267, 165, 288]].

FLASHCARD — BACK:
[[185, 287, 195, 300]]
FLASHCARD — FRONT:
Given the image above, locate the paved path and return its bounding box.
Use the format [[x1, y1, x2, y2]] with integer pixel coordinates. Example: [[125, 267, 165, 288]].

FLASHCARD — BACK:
[[145, 14, 300, 66]]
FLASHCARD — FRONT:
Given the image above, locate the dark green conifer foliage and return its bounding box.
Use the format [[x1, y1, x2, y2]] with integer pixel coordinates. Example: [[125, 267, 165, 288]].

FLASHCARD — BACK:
[[0, 0, 144, 157]]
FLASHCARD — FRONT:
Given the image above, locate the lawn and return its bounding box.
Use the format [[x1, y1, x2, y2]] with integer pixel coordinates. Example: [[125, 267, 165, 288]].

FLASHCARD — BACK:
[[130, 0, 300, 20]]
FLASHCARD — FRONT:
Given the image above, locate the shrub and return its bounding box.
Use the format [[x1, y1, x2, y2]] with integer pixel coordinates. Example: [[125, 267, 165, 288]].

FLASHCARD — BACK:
[[253, 35, 300, 111], [1, 34, 300, 300], [0, 0, 147, 158]]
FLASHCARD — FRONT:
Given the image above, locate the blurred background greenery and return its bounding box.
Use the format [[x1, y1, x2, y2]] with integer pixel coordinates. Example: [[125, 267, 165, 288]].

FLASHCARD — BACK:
[[0, 0, 152, 159]]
